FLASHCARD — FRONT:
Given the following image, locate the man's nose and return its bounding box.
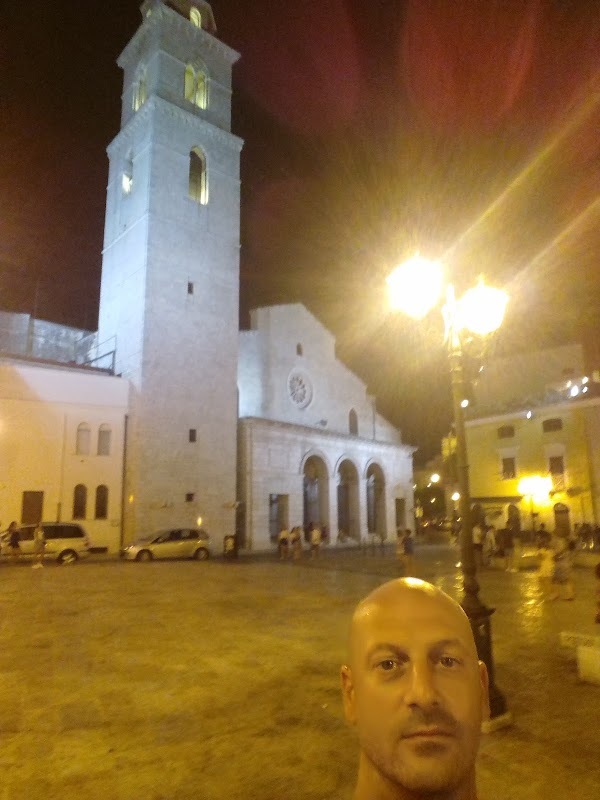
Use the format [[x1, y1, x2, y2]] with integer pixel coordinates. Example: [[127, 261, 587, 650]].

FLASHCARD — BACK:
[[404, 661, 439, 708]]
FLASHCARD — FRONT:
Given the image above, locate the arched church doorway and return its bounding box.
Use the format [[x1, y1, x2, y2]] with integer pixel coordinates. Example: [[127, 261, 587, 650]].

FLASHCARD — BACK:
[[366, 463, 386, 540], [337, 459, 359, 542], [554, 503, 571, 536], [303, 455, 329, 534]]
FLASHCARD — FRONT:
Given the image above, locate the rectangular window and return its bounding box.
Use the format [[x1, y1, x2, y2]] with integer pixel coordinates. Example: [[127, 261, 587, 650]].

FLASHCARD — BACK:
[[543, 418, 563, 432], [21, 491, 44, 524], [189, 429, 197, 443], [501, 457, 516, 480], [185, 493, 195, 503], [497, 425, 515, 439], [187, 282, 194, 295]]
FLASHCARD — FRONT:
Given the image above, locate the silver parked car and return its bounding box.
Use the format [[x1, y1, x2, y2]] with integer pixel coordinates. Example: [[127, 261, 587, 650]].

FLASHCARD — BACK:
[[121, 528, 210, 561]]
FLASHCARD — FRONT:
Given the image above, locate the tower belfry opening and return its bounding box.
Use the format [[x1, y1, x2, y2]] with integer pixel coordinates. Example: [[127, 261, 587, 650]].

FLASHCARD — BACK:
[[142, 0, 217, 34]]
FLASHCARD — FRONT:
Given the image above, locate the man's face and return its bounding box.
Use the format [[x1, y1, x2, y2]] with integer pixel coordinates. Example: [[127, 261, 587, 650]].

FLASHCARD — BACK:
[[341, 583, 489, 796]]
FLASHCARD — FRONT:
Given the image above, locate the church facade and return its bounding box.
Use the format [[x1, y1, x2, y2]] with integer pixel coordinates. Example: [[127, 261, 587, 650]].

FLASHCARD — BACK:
[[0, 0, 414, 552]]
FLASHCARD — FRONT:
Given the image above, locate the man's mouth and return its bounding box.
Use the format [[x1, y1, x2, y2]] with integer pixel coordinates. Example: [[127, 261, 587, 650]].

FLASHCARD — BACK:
[[402, 728, 454, 739]]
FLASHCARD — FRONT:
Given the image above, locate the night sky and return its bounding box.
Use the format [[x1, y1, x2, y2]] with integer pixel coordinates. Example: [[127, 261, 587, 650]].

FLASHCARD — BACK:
[[2, 0, 599, 462]]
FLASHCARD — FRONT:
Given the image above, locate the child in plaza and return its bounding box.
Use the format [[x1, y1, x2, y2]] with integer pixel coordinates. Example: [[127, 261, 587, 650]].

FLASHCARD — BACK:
[[536, 539, 555, 599], [32, 523, 45, 569], [550, 537, 575, 600]]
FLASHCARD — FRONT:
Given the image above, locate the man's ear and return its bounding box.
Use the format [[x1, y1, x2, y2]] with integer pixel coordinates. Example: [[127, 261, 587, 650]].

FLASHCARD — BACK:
[[478, 660, 490, 722], [341, 664, 357, 725]]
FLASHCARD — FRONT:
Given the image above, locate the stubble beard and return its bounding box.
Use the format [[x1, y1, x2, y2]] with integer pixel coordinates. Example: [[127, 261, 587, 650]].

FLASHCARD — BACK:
[[361, 731, 476, 797]]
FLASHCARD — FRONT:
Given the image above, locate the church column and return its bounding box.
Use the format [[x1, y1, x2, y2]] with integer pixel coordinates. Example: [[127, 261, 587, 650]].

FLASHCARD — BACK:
[[357, 476, 368, 543]]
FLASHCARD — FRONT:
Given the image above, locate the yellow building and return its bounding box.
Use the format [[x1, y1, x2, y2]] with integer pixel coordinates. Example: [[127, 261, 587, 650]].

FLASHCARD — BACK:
[[464, 380, 600, 533]]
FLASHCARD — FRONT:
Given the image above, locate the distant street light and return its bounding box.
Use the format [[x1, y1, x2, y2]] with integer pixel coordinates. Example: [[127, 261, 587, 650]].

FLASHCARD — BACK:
[[388, 255, 510, 725], [430, 473, 441, 483]]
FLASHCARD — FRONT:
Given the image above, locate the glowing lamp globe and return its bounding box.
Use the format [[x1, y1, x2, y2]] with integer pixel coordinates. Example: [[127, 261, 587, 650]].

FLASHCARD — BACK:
[[387, 255, 443, 320], [518, 476, 553, 502], [456, 282, 508, 336]]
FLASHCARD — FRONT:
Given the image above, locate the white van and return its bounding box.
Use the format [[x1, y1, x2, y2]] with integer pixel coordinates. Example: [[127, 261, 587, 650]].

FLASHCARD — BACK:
[[0, 523, 91, 564]]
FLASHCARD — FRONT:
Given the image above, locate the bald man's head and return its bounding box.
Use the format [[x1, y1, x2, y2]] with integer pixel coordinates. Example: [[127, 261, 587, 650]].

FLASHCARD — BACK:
[[347, 578, 478, 666], [341, 578, 488, 800]]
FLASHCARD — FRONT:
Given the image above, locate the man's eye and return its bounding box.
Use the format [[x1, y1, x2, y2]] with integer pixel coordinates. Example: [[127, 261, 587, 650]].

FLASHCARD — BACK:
[[439, 655, 461, 668], [377, 659, 398, 671]]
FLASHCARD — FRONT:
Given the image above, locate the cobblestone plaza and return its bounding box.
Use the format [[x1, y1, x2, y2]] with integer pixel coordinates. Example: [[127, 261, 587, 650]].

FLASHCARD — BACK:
[[0, 545, 598, 799]]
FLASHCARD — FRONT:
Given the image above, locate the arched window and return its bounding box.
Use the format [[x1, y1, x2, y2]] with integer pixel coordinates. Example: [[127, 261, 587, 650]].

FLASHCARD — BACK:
[[76, 423, 91, 456], [349, 409, 358, 436], [190, 8, 202, 27], [184, 64, 208, 109], [73, 484, 87, 520], [122, 156, 133, 194], [184, 64, 195, 103], [95, 485, 109, 519], [97, 424, 112, 456], [189, 148, 208, 205], [132, 67, 147, 112]]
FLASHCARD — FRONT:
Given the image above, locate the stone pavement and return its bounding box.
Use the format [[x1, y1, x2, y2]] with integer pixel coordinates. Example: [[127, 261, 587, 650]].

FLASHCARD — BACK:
[[0, 544, 598, 799]]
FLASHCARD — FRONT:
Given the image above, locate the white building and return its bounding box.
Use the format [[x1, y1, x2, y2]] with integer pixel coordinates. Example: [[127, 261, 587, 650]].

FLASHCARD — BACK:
[[238, 305, 414, 549], [0, 358, 128, 550], [0, 0, 415, 553]]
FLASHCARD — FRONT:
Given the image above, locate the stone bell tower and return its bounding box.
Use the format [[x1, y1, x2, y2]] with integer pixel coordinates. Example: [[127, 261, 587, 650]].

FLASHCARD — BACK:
[[98, 0, 243, 540]]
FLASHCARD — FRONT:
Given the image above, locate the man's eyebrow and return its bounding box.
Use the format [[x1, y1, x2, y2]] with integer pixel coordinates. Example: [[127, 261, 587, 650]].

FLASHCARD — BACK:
[[365, 642, 408, 660]]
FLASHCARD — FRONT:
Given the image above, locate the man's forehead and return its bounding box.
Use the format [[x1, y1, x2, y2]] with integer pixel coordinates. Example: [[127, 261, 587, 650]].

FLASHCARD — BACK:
[[349, 582, 474, 653]]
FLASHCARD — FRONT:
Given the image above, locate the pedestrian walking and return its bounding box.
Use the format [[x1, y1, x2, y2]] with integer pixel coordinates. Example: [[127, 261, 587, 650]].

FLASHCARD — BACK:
[[536, 522, 551, 548], [277, 527, 290, 560], [402, 528, 415, 576], [483, 525, 496, 567], [32, 523, 45, 569], [472, 522, 484, 568], [396, 529, 404, 570], [7, 521, 20, 563], [290, 526, 303, 560], [502, 524, 516, 572], [310, 523, 321, 558]]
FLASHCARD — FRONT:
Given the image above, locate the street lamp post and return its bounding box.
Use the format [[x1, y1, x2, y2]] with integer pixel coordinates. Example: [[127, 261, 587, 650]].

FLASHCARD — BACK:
[[388, 256, 511, 724]]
